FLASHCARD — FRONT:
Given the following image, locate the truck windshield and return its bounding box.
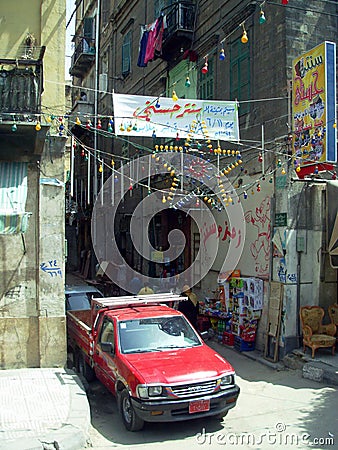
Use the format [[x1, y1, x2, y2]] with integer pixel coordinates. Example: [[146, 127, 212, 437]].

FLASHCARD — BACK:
[[118, 316, 201, 354]]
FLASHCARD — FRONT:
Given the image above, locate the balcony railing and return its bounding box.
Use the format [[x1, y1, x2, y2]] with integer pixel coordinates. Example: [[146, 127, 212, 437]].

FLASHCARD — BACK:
[[69, 38, 96, 77], [161, 2, 196, 59]]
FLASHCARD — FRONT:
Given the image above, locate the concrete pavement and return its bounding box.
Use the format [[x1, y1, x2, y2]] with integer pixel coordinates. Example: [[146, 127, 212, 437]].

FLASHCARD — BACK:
[[0, 368, 90, 450]]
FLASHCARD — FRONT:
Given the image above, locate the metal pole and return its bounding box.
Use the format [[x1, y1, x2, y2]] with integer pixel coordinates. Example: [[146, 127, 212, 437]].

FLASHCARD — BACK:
[[261, 123, 265, 175], [93, 0, 101, 202]]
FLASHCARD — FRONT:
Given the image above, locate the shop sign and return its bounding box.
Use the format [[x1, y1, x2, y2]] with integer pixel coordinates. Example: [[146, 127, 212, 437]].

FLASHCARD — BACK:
[[292, 41, 337, 165], [275, 213, 287, 227]]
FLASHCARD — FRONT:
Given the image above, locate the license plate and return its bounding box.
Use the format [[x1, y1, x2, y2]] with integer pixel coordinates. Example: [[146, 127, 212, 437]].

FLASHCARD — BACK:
[[189, 399, 210, 414]]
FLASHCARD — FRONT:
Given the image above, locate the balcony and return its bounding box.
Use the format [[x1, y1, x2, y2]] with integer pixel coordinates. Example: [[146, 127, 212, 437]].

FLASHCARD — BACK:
[[69, 38, 96, 78], [161, 2, 196, 61], [0, 54, 49, 161]]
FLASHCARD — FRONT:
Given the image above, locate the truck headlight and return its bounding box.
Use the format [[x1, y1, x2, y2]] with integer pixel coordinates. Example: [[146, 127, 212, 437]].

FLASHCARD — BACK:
[[219, 375, 233, 388], [137, 385, 163, 398], [148, 386, 163, 396]]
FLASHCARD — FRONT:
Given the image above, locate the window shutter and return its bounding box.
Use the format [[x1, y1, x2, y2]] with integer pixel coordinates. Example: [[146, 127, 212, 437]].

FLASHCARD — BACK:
[[122, 32, 131, 75], [84, 18, 94, 40]]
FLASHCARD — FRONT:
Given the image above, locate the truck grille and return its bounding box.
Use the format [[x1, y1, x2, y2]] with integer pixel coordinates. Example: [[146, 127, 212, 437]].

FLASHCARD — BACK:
[[169, 380, 218, 398]]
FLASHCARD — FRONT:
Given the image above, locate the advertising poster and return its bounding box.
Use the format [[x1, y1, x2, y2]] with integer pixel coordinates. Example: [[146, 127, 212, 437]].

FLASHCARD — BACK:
[[292, 41, 337, 165]]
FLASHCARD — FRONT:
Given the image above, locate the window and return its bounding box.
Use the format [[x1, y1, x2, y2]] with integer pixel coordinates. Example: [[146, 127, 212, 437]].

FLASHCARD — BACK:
[[199, 57, 214, 100], [154, 0, 171, 18], [100, 319, 115, 348], [230, 39, 250, 115], [122, 30, 131, 76], [102, 0, 110, 26], [0, 162, 30, 235]]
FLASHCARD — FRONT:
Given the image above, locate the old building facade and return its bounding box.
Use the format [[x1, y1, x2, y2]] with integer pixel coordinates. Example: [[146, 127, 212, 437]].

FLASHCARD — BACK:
[[0, 0, 67, 368], [69, 0, 337, 358]]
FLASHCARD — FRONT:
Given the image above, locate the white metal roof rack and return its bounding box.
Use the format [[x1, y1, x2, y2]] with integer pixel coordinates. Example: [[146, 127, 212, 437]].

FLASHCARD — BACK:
[[91, 293, 187, 310]]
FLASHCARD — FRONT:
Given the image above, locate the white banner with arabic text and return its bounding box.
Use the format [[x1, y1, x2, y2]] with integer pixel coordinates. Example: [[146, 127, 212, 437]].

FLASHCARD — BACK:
[[113, 93, 239, 141]]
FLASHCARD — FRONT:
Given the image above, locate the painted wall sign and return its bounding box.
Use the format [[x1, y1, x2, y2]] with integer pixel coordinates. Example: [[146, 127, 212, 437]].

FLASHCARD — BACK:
[[292, 41, 337, 164], [113, 93, 240, 141], [275, 213, 287, 227], [40, 260, 62, 277], [275, 175, 287, 190]]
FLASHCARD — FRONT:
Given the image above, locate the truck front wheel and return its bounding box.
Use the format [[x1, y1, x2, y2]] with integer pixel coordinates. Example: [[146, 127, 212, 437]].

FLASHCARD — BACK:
[[120, 389, 144, 431]]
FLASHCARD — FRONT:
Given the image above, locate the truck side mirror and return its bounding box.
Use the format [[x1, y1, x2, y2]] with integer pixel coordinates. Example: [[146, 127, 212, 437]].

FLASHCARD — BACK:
[[200, 331, 211, 341], [101, 341, 115, 354]]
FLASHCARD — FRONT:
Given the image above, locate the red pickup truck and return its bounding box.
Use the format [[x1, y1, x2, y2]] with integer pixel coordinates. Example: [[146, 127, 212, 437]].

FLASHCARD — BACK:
[[67, 293, 240, 431]]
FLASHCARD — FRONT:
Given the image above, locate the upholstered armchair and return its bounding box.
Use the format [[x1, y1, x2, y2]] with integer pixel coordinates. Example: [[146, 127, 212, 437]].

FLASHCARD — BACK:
[[299, 306, 336, 358], [328, 304, 338, 338]]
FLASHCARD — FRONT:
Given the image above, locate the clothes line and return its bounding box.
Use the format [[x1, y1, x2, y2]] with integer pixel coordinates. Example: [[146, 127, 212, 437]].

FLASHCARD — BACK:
[[137, 15, 166, 67]]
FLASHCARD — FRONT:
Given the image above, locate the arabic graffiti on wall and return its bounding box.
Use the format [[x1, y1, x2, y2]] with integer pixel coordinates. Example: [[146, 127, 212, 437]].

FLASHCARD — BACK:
[[113, 93, 239, 140], [244, 196, 271, 277], [202, 220, 242, 249], [40, 260, 62, 278]]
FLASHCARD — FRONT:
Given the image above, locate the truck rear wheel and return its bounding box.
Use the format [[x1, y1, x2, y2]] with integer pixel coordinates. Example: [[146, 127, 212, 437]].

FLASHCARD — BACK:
[[120, 389, 144, 431], [76, 350, 95, 382]]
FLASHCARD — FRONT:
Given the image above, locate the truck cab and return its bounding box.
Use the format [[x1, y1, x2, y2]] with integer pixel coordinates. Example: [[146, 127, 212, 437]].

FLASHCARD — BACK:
[[67, 294, 240, 431]]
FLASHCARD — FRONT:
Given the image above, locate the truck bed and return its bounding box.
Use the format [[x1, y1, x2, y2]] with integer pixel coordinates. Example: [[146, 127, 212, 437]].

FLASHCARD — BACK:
[[67, 309, 92, 354]]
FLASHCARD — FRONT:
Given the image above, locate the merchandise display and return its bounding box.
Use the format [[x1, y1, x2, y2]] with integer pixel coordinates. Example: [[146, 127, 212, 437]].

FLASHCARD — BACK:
[[198, 276, 264, 352]]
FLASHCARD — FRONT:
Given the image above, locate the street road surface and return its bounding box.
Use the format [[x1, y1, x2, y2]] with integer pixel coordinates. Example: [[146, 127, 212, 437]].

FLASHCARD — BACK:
[[85, 341, 337, 450]]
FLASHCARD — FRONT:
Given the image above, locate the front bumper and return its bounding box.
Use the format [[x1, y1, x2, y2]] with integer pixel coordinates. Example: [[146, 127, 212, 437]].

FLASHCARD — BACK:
[[131, 385, 240, 422]]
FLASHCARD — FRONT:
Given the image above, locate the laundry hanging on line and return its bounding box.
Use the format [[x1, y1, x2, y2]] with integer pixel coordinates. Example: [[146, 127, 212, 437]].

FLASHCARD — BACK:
[[137, 15, 166, 67]]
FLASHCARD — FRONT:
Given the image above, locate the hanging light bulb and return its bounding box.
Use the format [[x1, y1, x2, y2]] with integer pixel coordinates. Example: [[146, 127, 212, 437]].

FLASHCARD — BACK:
[[162, 195, 167, 204], [219, 48, 225, 61], [259, 9, 266, 24], [281, 167, 286, 175], [86, 120, 92, 129], [241, 24, 248, 44], [99, 163, 103, 173], [108, 123, 113, 132], [332, 171, 337, 180], [185, 76, 191, 87], [11, 123, 17, 132], [172, 90, 178, 102], [243, 191, 248, 199], [97, 119, 102, 129], [76, 116, 81, 125], [241, 30, 248, 44], [296, 165, 301, 173], [201, 58, 208, 74], [281, 0, 288, 4], [35, 121, 41, 131], [155, 98, 161, 108], [314, 165, 319, 175], [258, 153, 263, 163]]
